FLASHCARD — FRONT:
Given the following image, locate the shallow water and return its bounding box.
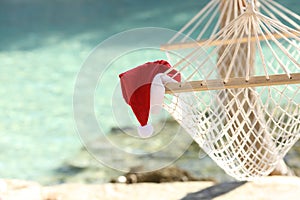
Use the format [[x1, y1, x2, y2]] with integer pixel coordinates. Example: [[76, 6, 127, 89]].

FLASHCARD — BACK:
[[0, 0, 299, 184], [0, 0, 209, 183]]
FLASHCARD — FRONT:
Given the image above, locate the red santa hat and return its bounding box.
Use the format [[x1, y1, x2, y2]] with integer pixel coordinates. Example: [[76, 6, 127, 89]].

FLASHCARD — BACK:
[[119, 60, 181, 138]]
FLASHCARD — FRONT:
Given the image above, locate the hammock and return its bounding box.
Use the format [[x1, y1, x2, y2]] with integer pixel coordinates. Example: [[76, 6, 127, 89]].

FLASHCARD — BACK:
[[161, 0, 300, 180], [164, 0, 300, 50]]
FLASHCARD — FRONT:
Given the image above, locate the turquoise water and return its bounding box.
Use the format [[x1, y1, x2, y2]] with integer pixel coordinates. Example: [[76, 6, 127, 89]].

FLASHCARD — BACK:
[[0, 0, 206, 183], [0, 0, 299, 183]]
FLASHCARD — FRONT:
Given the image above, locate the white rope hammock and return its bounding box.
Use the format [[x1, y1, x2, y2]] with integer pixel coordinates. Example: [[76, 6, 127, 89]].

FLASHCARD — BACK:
[[164, 0, 300, 49], [161, 0, 300, 180]]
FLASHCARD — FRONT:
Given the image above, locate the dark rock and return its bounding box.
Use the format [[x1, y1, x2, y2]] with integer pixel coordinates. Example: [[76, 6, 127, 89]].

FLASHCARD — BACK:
[[111, 166, 216, 184], [110, 126, 135, 134], [55, 165, 85, 175]]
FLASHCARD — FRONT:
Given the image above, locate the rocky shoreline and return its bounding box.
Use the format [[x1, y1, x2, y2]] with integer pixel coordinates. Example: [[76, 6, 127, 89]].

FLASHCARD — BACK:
[[40, 117, 300, 186], [52, 118, 300, 185], [1, 176, 300, 200], [51, 118, 230, 185]]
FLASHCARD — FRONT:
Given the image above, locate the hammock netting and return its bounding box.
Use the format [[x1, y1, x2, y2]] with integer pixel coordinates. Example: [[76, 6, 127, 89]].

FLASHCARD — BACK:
[[161, 0, 300, 180]]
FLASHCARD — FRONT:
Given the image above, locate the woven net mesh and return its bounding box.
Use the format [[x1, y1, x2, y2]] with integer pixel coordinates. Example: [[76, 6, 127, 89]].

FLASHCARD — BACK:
[[162, 0, 300, 180]]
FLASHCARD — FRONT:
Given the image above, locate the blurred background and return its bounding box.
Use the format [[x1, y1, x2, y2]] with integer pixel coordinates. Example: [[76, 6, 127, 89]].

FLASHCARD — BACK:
[[0, 0, 299, 185]]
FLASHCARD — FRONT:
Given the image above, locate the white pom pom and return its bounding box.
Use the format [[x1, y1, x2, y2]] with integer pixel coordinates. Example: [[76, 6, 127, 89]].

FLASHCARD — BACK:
[[138, 124, 154, 138]]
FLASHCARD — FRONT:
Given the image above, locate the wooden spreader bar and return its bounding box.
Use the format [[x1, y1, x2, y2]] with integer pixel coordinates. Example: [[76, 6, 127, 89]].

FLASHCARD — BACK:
[[165, 73, 300, 94]]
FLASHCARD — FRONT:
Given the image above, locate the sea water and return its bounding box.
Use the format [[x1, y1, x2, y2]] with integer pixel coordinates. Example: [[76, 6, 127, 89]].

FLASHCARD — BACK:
[[0, 0, 206, 183], [0, 0, 299, 183]]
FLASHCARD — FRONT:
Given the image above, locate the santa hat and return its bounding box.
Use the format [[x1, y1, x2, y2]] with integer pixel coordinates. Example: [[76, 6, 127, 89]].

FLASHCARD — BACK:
[[119, 60, 181, 138]]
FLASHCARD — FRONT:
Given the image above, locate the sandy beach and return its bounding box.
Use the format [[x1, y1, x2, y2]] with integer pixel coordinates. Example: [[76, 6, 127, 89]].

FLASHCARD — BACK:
[[1, 176, 300, 200]]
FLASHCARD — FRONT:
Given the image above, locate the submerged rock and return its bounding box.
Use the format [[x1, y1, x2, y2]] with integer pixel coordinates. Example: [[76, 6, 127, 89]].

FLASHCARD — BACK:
[[57, 119, 227, 184]]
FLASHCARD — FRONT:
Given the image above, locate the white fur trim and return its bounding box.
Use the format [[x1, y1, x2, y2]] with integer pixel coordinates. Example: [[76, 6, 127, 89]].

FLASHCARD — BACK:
[[150, 73, 178, 115], [138, 124, 154, 138]]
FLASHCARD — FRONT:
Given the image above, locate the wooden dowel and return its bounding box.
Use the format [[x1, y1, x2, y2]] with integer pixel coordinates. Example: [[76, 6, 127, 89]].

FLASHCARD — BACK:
[[161, 30, 300, 51], [165, 73, 300, 94]]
